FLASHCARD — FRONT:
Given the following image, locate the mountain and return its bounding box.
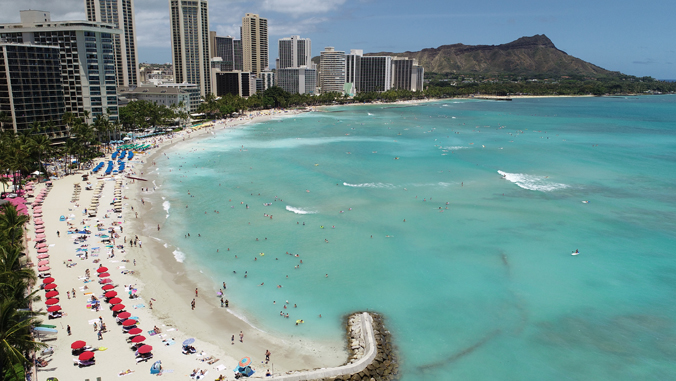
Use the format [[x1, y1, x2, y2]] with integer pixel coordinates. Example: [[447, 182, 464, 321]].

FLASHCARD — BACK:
[[355, 35, 615, 77]]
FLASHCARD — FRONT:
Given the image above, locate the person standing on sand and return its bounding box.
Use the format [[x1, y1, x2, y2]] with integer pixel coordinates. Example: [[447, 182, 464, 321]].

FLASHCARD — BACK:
[[195, 288, 198, 297], [191, 299, 196, 310], [239, 331, 244, 342]]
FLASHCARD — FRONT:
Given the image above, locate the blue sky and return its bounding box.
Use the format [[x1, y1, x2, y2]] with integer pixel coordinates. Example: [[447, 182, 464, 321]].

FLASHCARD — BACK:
[[1, 0, 674, 78]]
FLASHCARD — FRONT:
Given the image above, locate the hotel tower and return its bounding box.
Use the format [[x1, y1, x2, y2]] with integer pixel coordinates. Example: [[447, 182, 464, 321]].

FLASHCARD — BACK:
[[169, 0, 212, 97]]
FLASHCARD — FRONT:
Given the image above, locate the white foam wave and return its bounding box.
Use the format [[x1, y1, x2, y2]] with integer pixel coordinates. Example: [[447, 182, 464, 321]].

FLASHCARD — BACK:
[[286, 206, 317, 214], [343, 182, 396, 189], [172, 249, 186, 263], [442, 146, 468, 150], [498, 170, 569, 192]]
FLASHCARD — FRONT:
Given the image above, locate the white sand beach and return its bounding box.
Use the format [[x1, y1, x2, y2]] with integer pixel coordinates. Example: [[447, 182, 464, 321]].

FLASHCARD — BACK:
[[31, 109, 347, 380]]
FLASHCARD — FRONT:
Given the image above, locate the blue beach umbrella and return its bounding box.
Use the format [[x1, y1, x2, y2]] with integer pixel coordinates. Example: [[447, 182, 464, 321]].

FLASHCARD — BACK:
[[182, 338, 195, 346]]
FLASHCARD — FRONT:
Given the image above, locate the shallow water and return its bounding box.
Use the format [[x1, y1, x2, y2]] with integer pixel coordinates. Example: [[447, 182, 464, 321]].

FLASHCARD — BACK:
[[149, 96, 676, 380]]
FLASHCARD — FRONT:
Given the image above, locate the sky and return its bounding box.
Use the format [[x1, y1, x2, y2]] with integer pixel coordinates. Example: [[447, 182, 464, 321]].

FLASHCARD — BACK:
[[0, 0, 674, 79]]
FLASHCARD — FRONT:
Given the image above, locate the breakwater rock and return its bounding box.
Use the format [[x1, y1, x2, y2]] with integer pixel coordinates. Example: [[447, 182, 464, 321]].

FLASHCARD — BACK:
[[269, 312, 398, 381]]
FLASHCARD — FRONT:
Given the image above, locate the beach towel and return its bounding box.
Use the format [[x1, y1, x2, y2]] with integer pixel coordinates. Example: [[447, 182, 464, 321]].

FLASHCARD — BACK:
[[215, 364, 226, 371], [147, 330, 158, 336], [118, 369, 135, 377], [133, 304, 145, 309], [163, 340, 175, 346]]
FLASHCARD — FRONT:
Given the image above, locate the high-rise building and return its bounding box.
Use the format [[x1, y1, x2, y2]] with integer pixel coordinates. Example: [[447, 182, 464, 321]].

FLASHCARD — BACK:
[[233, 39, 243, 71], [256, 71, 274, 93], [0, 10, 122, 124], [276, 67, 316, 95], [391, 57, 425, 91], [214, 71, 255, 97], [278, 35, 311, 69], [346, 49, 362, 93], [85, 0, 139, 87], [359, 56, 392, 93], [210, 32, 235, 71], [169, 0, 211, 97], [0, 42, 66, 136], [319, 47, 345, 94], [241, 13, 268, 75]]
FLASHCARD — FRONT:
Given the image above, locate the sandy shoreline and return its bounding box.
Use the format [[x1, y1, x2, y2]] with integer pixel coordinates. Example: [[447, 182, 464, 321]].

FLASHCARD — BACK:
[[33, 109, 346, 380]]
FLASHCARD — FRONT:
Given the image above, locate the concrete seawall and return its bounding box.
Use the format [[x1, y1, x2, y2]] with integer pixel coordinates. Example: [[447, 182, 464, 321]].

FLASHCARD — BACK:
[[268, 312, 398, 381]]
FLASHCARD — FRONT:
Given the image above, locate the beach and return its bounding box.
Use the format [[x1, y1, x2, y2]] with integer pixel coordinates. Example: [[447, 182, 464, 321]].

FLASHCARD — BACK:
[[33, 108, 347, 380]]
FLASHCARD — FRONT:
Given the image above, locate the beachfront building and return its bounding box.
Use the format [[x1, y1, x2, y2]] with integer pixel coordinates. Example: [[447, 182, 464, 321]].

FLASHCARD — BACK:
[[241, 13, 268, 75], [233, 39, 243, 71], [276, 67, 317, 95], [359, 56, 392, 93], [0, 10, 122, 124], [0, 42, 67, 135], [256, 71, 274, 93], [86, 0, 139, 87], [209, 32, 237, 71], [278, 35, 311, 69], [345, 49, 362, 95], [214, 71, 255, 98], [157, 82, 201, 112], [392, 57, 425, 91], [169, 0, 212, 97], [319, 47, 345, 94], [117, 86, 190, 114]]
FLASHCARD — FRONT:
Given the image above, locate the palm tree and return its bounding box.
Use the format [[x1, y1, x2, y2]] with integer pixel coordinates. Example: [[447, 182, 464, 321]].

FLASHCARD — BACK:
[[0, 298, 46, 381], [27, 134, 52, 183], [0, 205, 29, 249]]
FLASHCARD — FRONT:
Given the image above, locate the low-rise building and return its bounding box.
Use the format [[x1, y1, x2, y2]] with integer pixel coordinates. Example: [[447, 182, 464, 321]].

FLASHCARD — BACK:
[[118, 86, 190, 113], [157, 82, 201, 112]]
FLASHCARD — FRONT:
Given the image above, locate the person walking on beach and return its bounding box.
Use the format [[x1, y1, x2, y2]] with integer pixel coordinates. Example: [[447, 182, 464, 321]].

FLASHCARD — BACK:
[[265, 349, 271, 363], [195, 288, 198, 297], [191, 299, 196, 310], [56, 231, 60, 237], [239, 331, 243, 343], [67, 325, 71, 336]]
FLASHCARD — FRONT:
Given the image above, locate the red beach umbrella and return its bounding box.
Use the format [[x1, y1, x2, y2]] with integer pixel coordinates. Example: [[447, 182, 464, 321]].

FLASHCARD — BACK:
[[104, 291, 117, 298], [239, 357, 252, 367], [109, 297, 122, 305], [36, 243, 47, 248], [45, 290, 59, 298], [47, 305, 61, 312], [35, 234, 46, 238], [131, 335, 146, 343], [78, 351, 94, 361], [42, 277, 55, 284], [122, 319, 137, 326], [71, 340, 87, 349], [100, 278, 112, 284], [35, 228, 45, 233], [38, 266, 50, 272], [102, 284, 115, 290], [136, 345, 152, 354], [44, 283, 57, 290], [37, 254, 49, 259], [96, 267, 109, 273], [111, 304, 125, 312], [38, 260, 49, 266], [37, 248, 48, 253], [117, 312, 131, 319], [98, 272, 110, 278], [33, 213, 42, 218], [127, 327, 142, 335], [45, 298, 59, 305]]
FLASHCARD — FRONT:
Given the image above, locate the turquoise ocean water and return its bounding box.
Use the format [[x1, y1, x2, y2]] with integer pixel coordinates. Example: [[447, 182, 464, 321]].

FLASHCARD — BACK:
[[149, 96, 676, 380]]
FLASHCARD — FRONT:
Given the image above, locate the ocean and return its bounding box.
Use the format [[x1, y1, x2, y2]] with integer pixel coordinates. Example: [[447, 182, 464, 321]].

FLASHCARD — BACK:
[[147, 96, 676, 380]]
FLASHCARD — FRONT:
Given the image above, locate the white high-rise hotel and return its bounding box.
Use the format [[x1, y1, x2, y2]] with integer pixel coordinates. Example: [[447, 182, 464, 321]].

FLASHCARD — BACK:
[[169, 0, 212, 97], [277, 35, 311, 69], [85, 0, 139, 86]]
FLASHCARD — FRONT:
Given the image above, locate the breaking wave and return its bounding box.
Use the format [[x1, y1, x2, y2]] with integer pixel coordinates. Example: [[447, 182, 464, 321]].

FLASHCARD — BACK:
[[286, 206, 317, 215], [498, 170, 569, 192], [172, 249, 186, 263], [343, 182, 396, 189]]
